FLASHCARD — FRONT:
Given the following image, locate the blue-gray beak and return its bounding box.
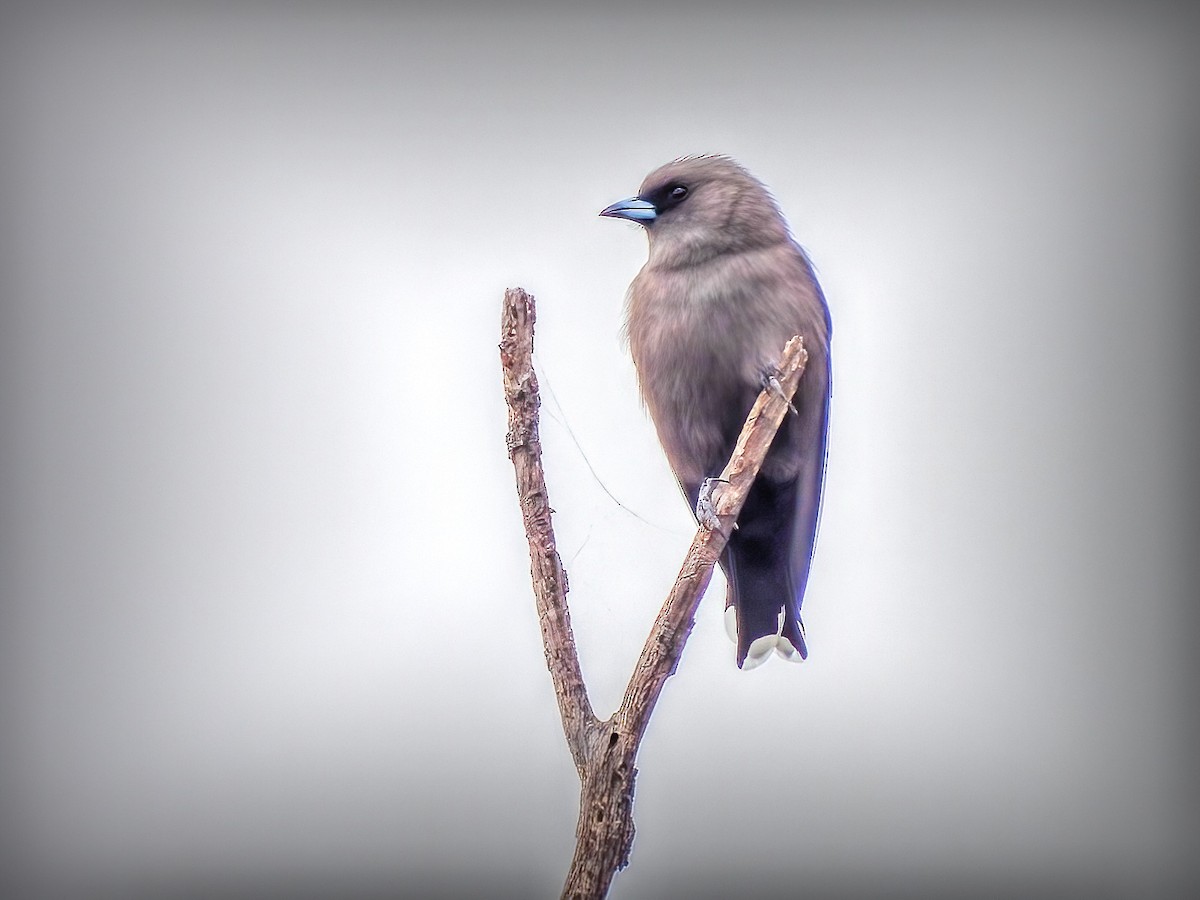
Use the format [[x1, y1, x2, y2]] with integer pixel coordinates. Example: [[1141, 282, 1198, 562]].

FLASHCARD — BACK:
[[599, 196, 657, 223]]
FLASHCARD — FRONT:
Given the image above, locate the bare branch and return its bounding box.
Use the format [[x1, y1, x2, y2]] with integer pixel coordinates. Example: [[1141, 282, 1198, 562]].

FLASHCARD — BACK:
[[500, 287, 597, 769], [500, 287, 807, 899], [617, 335, 808, 743]]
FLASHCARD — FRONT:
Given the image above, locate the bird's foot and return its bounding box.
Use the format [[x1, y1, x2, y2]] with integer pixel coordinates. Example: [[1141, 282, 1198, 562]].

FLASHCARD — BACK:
[[695, 476, 729, 530], [759, 365, 799, 415]]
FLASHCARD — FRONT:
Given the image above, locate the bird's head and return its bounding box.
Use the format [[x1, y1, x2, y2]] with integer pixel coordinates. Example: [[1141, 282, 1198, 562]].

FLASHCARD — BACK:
[[599, 155, 789, 267]]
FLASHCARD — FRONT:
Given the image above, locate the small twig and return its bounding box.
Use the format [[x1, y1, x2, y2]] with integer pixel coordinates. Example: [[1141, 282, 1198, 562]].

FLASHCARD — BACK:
[[500, 287, 807, 899]]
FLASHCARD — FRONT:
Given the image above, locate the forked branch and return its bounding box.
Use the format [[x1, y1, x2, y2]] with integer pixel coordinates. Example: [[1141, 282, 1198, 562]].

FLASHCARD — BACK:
[[500, 287, 807, 899]]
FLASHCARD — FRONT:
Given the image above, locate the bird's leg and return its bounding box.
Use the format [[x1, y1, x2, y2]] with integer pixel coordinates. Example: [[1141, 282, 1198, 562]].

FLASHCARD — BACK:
[[695, 476, 730, 531], [759, 365, 799, 416]]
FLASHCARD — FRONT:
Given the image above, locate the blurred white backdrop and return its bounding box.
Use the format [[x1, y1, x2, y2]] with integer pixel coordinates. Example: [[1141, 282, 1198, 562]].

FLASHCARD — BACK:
[[1, 3, 1195, 897]]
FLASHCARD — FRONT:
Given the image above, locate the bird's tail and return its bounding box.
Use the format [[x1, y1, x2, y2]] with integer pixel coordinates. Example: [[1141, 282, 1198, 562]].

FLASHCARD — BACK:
[[723, 546, 807, 670], [720, 468, 810, 669]]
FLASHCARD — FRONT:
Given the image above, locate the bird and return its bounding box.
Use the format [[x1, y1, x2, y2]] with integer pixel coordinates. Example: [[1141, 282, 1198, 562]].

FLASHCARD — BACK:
[[600, 155, 831, 669]]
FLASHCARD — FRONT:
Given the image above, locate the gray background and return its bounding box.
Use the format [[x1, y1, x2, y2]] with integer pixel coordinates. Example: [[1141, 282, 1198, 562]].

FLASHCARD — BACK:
[[2, 2, 1196, 897]]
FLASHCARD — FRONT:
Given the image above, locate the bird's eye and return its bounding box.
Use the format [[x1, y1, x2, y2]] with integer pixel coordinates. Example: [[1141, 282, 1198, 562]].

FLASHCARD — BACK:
[[669, 185, 688, 200]]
